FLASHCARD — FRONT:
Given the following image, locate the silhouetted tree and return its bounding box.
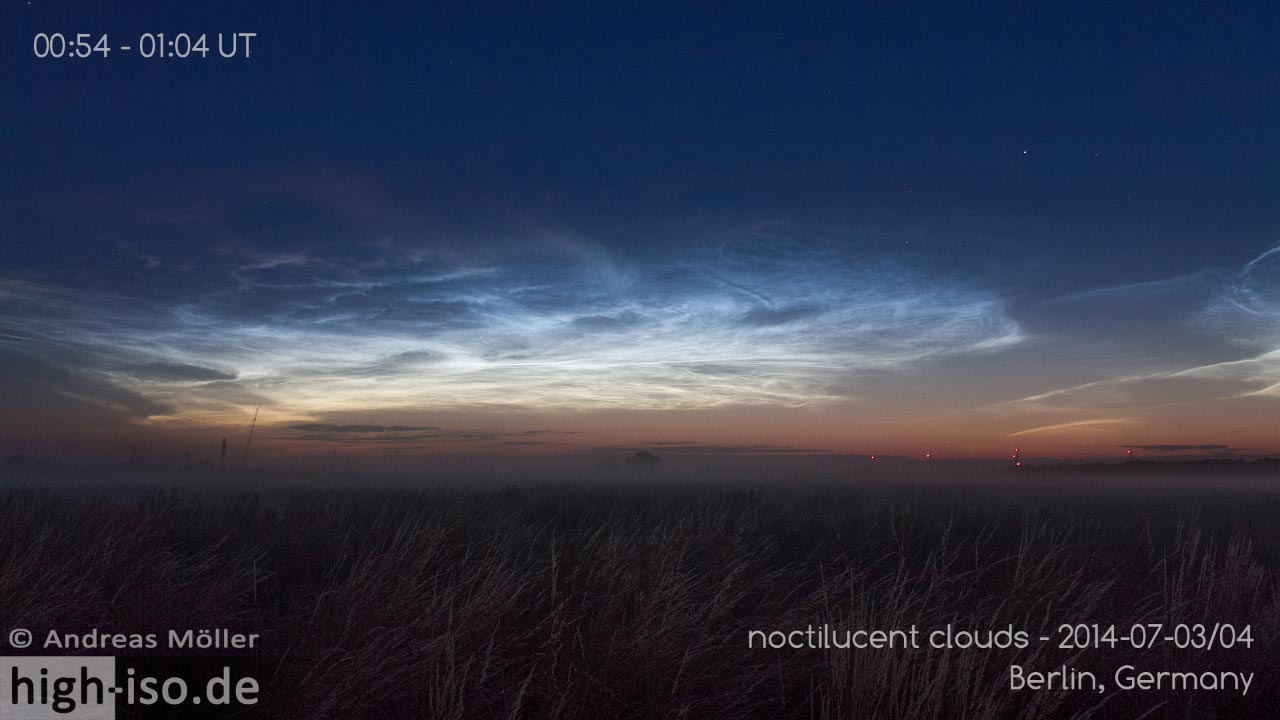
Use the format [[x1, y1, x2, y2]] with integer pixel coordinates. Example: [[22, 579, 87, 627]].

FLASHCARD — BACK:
[[625, 450, 662, 470]]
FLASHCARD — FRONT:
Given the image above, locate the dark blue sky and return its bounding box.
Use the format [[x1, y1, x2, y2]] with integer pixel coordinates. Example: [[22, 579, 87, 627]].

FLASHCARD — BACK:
[[3, 2, 1279, 460]]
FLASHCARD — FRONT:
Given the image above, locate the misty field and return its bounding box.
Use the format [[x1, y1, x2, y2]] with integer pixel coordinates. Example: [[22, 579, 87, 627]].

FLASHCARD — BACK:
[[1, 478, 1277, 718]]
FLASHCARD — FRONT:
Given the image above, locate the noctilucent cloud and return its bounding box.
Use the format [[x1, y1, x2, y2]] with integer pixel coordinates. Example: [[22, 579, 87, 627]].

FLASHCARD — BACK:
[[4, 3, 1279, 460]]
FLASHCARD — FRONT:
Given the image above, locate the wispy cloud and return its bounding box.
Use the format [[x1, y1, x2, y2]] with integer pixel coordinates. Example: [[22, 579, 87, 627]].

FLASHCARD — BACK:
[[287, 424, 440, 433], [1120, 444, 1233, 452], [1008, 418, 1139, 437], [997, 246, 1280, 419], [1199, 244, 1280, 345], [0, 237, 1023, 423], [276, 424, 580, 448], [1042, 271, 1216, 305], [117, 362, 237, 382], [594, 443, 830, 455]]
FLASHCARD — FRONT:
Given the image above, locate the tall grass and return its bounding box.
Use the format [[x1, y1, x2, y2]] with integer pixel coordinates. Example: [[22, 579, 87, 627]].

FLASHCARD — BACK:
[[0, 483, 1274, 718]]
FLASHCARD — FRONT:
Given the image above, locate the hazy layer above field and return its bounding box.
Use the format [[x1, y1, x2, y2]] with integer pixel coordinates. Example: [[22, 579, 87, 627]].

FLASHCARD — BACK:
[[3, 453, 1278, 498]]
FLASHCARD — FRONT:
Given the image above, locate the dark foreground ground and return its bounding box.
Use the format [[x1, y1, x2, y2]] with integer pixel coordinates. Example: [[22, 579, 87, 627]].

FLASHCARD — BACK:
[[1, 475, 1277, 718]]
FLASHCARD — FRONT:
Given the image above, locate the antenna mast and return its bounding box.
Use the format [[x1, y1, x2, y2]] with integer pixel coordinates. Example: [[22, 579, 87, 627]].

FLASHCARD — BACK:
[[242, 406, 260, 461]]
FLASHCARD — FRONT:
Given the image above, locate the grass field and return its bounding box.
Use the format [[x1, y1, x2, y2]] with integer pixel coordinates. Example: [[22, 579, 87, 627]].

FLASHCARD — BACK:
[[1, 474, 1276, 718]]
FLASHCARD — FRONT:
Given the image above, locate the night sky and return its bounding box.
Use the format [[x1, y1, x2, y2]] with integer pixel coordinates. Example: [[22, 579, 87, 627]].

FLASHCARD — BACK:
[[4, 2, 1279, 462]]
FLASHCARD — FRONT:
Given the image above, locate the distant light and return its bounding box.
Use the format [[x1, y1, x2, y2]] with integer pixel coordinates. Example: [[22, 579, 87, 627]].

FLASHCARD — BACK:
[[1015, 461, 1022, 467]]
